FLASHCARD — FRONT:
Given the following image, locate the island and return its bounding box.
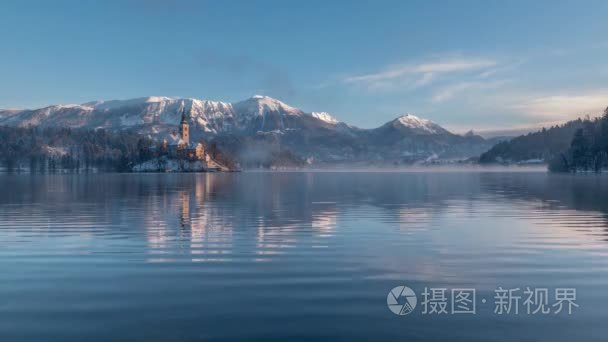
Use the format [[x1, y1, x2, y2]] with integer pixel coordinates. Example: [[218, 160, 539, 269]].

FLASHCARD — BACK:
[[132, 109, 233, 172]]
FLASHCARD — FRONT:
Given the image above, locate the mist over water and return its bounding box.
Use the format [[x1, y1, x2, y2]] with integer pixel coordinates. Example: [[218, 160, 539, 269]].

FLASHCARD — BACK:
[[271, 164, 548, 172], [0, 172, 607, 341]]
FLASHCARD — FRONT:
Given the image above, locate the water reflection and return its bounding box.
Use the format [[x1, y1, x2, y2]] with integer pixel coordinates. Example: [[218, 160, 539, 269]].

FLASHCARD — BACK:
[[1, 172, 608, 341], [1, 172, 608, 256]]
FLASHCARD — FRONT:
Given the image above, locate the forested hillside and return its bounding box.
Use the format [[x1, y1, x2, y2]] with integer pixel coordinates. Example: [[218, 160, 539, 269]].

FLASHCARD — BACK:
[[0, 126, 156, 172], [548, 109, 608, 172], [479, 107, 608, 172], [479, 119, 588, 163]]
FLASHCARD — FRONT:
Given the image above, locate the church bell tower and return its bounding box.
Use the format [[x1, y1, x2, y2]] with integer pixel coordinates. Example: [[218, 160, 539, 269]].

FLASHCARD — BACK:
[[179, 108, 190, 146]]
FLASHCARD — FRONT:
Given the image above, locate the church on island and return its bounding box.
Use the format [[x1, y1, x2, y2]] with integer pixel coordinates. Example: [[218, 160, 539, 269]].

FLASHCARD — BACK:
[[134, 109, 231, 172], [169, 109, 207, 162]]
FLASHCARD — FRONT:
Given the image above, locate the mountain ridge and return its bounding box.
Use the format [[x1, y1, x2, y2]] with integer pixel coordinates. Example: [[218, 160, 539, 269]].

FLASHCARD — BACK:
[[0, 95, 449, 133], [0, 95, 494, 165]]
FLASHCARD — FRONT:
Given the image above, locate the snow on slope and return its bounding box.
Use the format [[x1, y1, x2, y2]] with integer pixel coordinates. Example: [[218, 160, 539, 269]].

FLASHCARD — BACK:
[[310, 112, 339, 124], [83, 96, 178, 111], [232, 95, 303, 116], [0, 104, 94, 127], [394, 114, 449, 135], [0, 95, 342, 137]]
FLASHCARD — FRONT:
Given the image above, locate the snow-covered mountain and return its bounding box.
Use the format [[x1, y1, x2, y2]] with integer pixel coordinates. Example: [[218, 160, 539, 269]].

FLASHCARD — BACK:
[[0, 95, 493, 164], [390, 114, 450, 135], [0, 95, 344, 136]]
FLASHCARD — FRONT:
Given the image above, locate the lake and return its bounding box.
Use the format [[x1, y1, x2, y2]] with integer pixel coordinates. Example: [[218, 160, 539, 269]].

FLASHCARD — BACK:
[[0, 171, 607, 341]]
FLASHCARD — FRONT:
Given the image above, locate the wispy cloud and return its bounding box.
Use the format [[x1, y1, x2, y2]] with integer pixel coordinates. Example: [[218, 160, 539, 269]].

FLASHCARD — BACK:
[[432, 79, 509, 103], [432, 82, 476, 103], [511, 90, 608, 120], [343, 56, 498, 90]]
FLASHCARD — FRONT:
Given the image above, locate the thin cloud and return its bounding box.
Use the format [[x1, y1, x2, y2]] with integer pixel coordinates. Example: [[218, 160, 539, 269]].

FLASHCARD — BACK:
[[343, 57, 498, 89], [412, 72, 435, 87], [475, 61, 522, 79], [432, 79, 509, 103], [432, 82, 476, 103]]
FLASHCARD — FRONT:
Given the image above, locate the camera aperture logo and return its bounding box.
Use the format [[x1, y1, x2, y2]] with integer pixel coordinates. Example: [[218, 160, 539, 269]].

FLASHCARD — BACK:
[[387, 286, 417, 315]]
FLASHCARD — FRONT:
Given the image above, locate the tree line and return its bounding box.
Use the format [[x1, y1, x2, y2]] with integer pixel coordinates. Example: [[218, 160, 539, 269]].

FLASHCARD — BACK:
[[0, 126, 239, 173], [548, 107, 608, 172], [0, 126, 159, 172], [479, 120, 587, 164]]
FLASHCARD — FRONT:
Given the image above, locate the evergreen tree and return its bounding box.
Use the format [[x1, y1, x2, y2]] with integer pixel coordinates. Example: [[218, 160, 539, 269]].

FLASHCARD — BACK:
[[570, 129, 588, 170]]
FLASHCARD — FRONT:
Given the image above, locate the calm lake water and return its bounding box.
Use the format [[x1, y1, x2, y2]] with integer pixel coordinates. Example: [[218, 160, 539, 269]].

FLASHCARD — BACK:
[[0, 171, 607, 341]]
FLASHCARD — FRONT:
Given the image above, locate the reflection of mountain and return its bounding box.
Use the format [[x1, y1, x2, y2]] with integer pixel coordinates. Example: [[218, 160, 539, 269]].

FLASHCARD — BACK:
[[3, 172, 607, 265], [126, 172, 608, 287]]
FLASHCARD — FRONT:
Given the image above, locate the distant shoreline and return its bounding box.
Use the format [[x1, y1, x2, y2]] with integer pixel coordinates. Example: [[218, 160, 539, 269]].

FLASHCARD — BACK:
[[0, 164, 549, 174]]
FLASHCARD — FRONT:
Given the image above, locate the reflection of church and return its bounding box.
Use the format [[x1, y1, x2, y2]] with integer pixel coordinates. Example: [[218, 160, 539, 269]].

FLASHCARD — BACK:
[[179, 190, 191, 229]]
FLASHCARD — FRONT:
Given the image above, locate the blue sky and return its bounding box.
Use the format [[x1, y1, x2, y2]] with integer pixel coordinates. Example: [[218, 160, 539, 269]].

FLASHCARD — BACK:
[[1, 0, 607, 133]]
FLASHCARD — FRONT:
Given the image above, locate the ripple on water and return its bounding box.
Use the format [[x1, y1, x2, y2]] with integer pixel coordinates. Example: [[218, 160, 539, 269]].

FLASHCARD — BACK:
[[0, 172, 607, 341]]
